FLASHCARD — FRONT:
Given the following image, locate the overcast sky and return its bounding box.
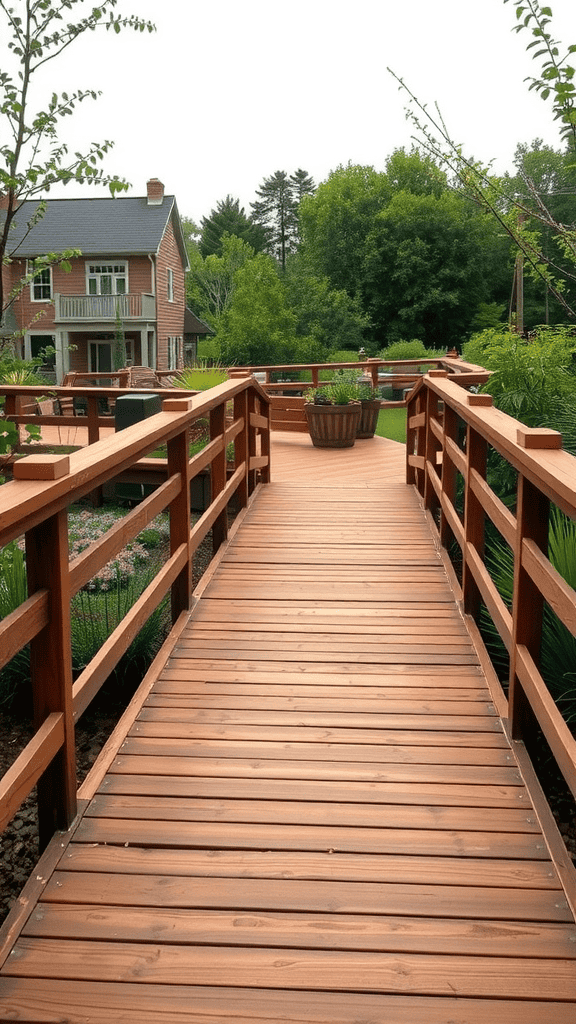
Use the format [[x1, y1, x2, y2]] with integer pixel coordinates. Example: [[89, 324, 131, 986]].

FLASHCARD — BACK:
[[32, 0, 576, 224]]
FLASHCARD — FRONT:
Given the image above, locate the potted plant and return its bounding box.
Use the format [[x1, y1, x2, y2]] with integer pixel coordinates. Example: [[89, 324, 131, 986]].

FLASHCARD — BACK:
[[356, 382, 381, 439], [304, 371, 361, 448]]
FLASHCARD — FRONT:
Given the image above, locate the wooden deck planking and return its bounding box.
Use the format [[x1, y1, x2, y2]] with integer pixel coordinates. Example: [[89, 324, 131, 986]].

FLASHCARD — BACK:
[[1, 434, 575, 1022]]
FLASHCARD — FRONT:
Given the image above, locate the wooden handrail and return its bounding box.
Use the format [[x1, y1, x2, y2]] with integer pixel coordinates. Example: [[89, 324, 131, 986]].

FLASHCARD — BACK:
[[407, 373, 576, 805], [0, 377, 271, 849]]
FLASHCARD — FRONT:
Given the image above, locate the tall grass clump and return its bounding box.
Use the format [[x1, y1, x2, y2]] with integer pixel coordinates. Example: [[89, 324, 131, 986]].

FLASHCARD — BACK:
[[174, 361, 229, 392], [71, 566, 169, 692], [481, 507, 576, 724], [0, 542, 30, 709]]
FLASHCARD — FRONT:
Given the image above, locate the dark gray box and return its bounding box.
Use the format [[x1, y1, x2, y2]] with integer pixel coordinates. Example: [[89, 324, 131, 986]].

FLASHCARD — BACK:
[[115, 393, 162, 502], [115, 393, 162, 431]]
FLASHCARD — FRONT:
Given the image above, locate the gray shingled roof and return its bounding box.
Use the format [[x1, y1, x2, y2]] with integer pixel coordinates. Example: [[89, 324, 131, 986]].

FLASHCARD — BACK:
[[3, 195, 188, 266], [184, 307, 214, 336]]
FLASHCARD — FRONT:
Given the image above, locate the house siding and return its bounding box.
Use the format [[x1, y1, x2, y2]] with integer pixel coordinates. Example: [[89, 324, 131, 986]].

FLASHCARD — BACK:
[[155, 220, 185, 370]]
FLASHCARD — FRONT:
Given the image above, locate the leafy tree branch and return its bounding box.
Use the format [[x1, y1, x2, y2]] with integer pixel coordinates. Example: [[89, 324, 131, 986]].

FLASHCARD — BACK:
[[388, 0, 576, 320], [0, 0, 155, 323]]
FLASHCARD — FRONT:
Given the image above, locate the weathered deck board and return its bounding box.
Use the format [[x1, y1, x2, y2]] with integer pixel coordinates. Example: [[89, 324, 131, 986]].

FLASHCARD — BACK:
[[1, 433, 575, 1023]]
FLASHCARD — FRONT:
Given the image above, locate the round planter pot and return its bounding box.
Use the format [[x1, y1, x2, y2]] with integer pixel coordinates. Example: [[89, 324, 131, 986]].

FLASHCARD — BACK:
[[357, 399, 381, 439], [304, 402, 361, 448]]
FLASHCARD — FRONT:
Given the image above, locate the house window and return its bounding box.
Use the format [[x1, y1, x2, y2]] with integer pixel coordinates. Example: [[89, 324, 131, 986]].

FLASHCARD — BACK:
[[167, 268, 174, 302], [30, 264, 52, 301], [87, 262, 127, 295]]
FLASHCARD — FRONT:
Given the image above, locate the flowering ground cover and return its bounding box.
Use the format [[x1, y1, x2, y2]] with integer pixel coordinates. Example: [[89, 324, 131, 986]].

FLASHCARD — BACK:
[[67, 504, 170, 590]]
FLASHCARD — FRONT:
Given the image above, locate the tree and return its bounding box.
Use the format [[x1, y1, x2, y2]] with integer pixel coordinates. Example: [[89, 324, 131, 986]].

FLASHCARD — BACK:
[[251, 169, 315, 269], [217, 254, 297, 365], [199, 195, 267, 258], [384, 147, 447, 198], [388, 0, 576, 319], [299, 164, 389, 298], [506, 140, 576, 323], [186, 234, 255, 327], [284, 258, 370, 360], [0, 0, 155, 323], [364, 190, 511, 349]]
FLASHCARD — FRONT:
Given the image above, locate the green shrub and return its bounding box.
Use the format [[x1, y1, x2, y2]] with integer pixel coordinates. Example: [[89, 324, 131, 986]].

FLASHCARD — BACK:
[[137, 528, 163, 549], [327, 349, 362, 365], [196, 337, 221, 363], [379, 339, 427, 362]]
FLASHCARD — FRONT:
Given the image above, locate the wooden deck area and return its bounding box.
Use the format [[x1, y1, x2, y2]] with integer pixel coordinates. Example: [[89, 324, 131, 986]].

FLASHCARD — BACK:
[[1, 435, 575, 1022]]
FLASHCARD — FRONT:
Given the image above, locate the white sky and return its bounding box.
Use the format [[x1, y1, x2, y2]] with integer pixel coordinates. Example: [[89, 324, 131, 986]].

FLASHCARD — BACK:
[[20, 0, 576, 225]]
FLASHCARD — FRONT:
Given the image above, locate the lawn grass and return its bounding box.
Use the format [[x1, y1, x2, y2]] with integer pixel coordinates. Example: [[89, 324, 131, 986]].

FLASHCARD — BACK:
[[375, 407, 407, 443]]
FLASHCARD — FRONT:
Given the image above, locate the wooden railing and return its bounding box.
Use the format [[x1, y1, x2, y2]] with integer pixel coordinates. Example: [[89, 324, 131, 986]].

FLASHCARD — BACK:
[[0, 376, 271, 849], [0, 382, 187, 450], [407, 371, 576, 811], [232, 357, 491, 432], [54, 293, 156, 321], [234, 355, 490, 390]]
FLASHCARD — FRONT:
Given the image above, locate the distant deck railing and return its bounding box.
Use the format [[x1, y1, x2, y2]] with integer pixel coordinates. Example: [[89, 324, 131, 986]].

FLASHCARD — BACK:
[[0, 376, 271, 849], [407, 371, 576, 818], [54, 293, 156, 321], [233, 356, 491, 432]]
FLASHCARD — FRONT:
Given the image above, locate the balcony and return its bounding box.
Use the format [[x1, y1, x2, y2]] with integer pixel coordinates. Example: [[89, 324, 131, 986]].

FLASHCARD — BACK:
[[53, 292, 156, 322]]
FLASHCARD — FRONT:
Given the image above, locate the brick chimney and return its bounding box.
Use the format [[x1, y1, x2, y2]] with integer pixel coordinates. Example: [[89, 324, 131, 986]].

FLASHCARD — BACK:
[[146, 178, 165, 205]]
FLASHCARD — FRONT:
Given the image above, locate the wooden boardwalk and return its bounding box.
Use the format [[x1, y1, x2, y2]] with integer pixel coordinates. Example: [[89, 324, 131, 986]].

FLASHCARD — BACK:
[[1, 435, 575, 1022]]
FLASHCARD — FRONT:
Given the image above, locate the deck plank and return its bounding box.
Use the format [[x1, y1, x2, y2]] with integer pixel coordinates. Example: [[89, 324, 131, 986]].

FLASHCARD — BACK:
[[1, 434, 575, 1022]]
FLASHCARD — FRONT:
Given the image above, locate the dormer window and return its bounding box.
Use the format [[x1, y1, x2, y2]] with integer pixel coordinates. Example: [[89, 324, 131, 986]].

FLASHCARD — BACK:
[[29, 263, 52, 301], [87, 262, 127, 295]]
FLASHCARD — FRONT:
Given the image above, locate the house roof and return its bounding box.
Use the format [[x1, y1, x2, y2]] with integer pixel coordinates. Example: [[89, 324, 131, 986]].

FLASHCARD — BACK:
[[3, 194, 189, 269], [184, 307, 214, 336]]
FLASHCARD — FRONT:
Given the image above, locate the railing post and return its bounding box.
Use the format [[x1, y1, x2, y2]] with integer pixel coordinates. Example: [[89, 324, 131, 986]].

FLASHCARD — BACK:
[[311, 367, 319, 388], [509, 474, 549, 743], [260, 390, 271, 485], [167, 422, 193, 621], [247, 388, 258, 496], [413, 389, 427, 497], [86, 394, 104, 507], [210, 400, 228, 552], [24, 492, 76, 849], [423, 387, 440, 514], [370, 362, 379, 389], [462, 424, 487, 621], [440, 403, 458, 551], [234, 387, 249, 510]]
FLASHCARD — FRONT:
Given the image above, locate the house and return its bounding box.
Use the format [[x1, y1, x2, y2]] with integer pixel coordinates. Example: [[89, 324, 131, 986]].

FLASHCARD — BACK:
[[1, 178, 189, 382]]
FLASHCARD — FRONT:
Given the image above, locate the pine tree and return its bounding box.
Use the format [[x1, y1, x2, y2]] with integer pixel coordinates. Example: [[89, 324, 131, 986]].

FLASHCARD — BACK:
[[199, 196, 267, 258], [251, 170, 315, 269]]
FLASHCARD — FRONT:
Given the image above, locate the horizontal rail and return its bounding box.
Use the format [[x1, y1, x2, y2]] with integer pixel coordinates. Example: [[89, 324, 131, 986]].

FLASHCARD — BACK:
[[0, 377, 271, 849], [407, 374, 576, 807]]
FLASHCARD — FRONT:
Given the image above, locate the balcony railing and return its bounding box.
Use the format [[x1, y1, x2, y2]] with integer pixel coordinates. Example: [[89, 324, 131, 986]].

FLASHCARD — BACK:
[[54, 292, 156, 322]]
